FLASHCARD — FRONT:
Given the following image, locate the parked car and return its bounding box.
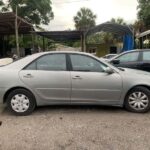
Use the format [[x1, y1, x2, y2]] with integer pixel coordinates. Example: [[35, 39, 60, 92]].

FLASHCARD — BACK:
[[0, 58, 13, 66], [109, 49, 150, 72], [0, 51, 150, 115]]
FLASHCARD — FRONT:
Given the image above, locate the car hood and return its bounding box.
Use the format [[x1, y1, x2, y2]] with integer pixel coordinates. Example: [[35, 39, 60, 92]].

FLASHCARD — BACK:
[[119, 68, 150, 76]]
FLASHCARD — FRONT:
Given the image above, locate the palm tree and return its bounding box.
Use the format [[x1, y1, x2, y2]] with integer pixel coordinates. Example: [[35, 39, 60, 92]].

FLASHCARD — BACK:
[[74, 7, 96, 31]]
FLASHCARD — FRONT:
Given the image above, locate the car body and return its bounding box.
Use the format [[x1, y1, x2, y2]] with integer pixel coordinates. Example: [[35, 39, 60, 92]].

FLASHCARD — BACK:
[[0, 51, 150, 115], [109, 49, 150, 72]]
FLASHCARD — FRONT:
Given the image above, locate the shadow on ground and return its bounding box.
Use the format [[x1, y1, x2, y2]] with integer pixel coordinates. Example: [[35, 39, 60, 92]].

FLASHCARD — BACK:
[[1, 105, 129, 116]]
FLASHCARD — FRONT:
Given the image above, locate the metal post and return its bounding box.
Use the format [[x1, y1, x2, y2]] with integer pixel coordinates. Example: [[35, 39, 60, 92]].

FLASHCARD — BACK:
[[43, 36, 45, 51], [15, 5, 20, 57], [81, 34, 84, 52], [83, 32, 86, 52], [31, 33, 35, 53]]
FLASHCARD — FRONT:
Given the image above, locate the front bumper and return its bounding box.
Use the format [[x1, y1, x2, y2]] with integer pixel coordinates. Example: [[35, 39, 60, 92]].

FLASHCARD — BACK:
[[0, 88, 7, 104]]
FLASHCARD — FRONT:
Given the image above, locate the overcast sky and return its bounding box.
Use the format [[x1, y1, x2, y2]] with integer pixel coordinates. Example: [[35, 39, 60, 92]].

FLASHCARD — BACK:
[[43, 0, 138, 31]]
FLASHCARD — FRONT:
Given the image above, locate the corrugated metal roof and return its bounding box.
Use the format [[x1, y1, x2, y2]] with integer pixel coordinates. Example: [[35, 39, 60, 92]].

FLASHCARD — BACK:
[[35, 23, 133, 42], [0, 12, 33, 35], [36, 31, 83, 41], [86, 22, 133, 36]]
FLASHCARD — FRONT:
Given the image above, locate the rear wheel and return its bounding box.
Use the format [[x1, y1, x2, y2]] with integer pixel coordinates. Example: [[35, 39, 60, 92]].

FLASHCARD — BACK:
[[125, 86, 150, 113], [6, 89, 36, 116]]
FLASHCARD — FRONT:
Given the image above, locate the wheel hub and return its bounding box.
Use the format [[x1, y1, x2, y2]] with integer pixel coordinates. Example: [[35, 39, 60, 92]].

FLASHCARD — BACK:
[[11, 94, 30, 113], [128, 92, 149, 110]]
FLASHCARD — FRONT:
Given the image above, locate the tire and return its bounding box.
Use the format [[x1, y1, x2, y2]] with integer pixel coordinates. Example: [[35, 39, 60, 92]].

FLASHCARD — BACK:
[[6, 89, 36, 116], [125, 86, 150, 113]]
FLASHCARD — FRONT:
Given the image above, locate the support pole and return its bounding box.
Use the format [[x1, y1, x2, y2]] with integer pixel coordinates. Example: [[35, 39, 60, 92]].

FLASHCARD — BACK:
[[31, 32, 35, 53], [83, 32, 86, 52], [15, 6, 20, 57], [81, 34, 84, 52], [43, 36, 45, 51]]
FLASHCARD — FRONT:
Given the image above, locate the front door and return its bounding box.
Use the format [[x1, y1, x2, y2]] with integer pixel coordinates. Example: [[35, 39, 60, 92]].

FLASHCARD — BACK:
[[19, 54, 71, 102], [69, 54, 122, 103]]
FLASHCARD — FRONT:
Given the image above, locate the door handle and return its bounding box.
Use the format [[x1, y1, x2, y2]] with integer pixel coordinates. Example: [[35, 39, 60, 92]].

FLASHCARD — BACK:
[[72, 75, 82, 79], [23, 74, 33, 78]]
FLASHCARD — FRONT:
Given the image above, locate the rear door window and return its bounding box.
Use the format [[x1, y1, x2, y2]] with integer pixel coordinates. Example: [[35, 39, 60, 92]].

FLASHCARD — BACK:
[[143, 51, 150, 61]]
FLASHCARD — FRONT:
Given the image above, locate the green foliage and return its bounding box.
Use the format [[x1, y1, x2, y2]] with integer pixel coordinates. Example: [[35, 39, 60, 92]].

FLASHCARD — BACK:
[[87, 32, 114, 44], [87, 33, 104, 44], [74, 7, 96, 31], [73, 41, 81, 47], [0, 0, 4, 6], [8, 35, 32, 48], [109, 17, 126, 25], [2, 0, 54, 25], [133, 20, 145, 33], [137, 0, 150, 28]]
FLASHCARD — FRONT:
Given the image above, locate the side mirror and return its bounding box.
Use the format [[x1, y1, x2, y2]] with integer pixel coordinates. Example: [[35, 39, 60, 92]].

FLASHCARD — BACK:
[[111, 59, 120, 65], [105, 67, 114, 74]]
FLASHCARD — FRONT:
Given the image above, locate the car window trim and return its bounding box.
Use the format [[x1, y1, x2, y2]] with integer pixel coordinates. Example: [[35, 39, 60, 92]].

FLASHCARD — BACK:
[[23, 53, 69, 71]]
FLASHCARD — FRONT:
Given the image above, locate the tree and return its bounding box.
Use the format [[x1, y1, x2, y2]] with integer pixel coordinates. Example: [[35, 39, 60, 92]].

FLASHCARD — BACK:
[[2, 0, 54, 25], [87, 32, 114, 44], [109, 17, 126, 25], [74, 7, 96, 31], [137, 0, 150, 28], [133, 20, 145, 34]]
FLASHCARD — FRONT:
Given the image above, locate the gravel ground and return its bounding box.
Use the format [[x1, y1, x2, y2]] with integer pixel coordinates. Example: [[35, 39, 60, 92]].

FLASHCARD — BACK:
[[0, 105, 150, 150]]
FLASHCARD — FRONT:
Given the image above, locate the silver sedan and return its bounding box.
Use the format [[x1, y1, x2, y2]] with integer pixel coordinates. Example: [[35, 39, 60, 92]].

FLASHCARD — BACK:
[[0, 51, 150, 115]]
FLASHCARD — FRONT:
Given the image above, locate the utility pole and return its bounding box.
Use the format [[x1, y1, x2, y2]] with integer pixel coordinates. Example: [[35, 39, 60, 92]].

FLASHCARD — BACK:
[[15, 5, 20, 57]]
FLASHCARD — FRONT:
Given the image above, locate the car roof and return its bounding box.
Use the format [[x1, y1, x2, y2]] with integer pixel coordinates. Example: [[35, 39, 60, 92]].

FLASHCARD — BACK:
[[120, 49, 150, 54], [36, 50, 92, 56], [3, 51, 96, 70]]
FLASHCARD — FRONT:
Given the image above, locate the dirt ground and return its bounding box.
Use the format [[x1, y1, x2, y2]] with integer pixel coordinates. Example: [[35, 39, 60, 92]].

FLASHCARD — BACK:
[[0, 105, 150, 150]]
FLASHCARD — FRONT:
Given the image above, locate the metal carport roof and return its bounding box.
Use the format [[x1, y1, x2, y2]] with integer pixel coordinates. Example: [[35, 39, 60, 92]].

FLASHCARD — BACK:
[[86, 22, 133, 36], [36, 30, 84, 41], [0, 12, 34, 35]]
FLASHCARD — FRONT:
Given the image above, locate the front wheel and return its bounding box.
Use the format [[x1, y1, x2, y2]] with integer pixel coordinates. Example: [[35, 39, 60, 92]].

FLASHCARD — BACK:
[[125, 86, 150, 113], [6, 89, 36, 116]]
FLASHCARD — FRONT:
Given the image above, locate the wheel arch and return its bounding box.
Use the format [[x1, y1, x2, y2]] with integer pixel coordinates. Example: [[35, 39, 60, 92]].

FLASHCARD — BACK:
[[3, 86, 36, 104], [124, 84, 150, 105]]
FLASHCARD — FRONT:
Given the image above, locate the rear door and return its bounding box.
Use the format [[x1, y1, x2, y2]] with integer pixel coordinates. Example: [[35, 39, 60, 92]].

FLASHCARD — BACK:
[[19, 53, 71, 102]]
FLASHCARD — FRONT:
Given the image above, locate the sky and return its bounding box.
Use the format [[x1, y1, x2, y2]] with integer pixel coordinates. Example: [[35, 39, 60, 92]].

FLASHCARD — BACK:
[[43, 0, 138, 31]]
